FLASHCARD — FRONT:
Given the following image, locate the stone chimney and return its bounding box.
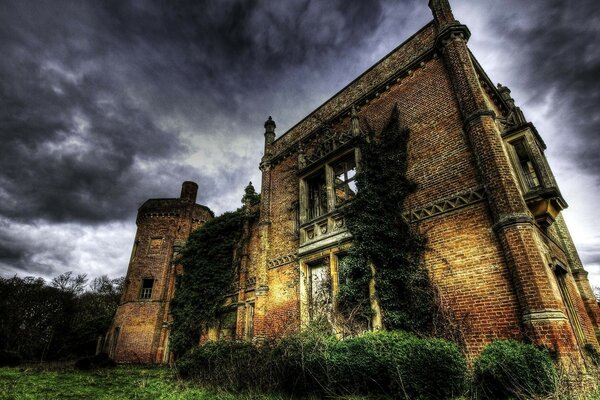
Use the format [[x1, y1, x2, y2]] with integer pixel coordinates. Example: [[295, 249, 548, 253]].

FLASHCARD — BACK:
[[180, 181, 198, 203]]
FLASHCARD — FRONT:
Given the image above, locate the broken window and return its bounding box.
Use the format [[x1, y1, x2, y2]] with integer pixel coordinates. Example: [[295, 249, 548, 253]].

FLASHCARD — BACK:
[[333, 155, 357, 205], [140, 278, 154, 299], [218, 309, 237, 340], [300, 150, 358, 224], [511, 139, 540, 190], [307, 169, 328, 220]]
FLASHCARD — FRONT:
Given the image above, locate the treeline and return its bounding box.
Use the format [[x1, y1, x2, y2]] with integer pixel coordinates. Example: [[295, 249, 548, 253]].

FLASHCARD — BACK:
[[0, 273, 123, 363]]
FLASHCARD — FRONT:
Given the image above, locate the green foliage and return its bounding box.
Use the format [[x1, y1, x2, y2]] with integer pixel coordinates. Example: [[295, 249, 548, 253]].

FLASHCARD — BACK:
[[177, 340, 268, 392], [584, 343, 600, 367], [169, 210, 247, 356], [339, 106, 436, 332], [0, 274, 123, 361], [1, 365, 283, 400], [473, 339, 557, 399], [176, 330, 467, 398]]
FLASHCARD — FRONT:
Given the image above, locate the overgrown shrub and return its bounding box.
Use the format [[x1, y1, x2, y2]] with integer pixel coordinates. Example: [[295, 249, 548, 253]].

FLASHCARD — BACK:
[[74, 353, 116, 370], [176, 340, 271, 392], [169, 210, 248, 356], [176, 330, 467, 398], [584, 343, 600, 367], [473, 340, 557, 399]]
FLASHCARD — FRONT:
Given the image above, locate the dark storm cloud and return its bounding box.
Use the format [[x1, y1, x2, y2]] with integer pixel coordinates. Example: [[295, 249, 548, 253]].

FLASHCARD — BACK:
[[0, 0, 386, 226], [485, 0, 600, 178]]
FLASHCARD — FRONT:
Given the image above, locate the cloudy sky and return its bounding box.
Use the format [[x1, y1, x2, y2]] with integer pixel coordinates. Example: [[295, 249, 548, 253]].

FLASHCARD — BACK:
[[0, 0, 599, 289]]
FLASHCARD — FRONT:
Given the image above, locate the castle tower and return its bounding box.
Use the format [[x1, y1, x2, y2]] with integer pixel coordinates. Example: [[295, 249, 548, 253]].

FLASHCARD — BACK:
[[104, 181, 213, 363]]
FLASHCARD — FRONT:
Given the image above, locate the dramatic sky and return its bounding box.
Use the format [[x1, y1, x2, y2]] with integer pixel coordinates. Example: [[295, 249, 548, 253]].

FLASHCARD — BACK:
[[1, 0, 599, 289]]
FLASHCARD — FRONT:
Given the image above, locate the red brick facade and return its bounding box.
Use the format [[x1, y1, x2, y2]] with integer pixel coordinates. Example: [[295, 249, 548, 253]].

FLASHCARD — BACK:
[[109, 0, 600, 366]]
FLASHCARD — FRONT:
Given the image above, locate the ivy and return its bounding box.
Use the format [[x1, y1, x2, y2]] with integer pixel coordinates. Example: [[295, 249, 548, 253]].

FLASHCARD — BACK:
[[338, 106, 436, 333], [169, 211, 246, 356]]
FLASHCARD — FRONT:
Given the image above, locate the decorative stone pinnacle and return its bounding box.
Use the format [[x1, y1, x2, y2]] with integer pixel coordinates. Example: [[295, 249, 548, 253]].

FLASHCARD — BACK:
[[263, 116, 277, 156], [351, 105, 361, 137], [264, 116, 276, 129], [429, 0, 457, 29]]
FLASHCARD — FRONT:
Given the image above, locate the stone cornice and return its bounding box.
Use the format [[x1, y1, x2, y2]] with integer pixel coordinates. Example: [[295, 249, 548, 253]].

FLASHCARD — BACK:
[[403, 187, 485, 222], [267, 253, 298, 269], [267, 22, 438, 166]]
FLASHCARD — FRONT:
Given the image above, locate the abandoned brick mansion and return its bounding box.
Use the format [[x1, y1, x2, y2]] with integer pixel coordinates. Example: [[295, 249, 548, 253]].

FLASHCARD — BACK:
[[105, 0, 600, 365]]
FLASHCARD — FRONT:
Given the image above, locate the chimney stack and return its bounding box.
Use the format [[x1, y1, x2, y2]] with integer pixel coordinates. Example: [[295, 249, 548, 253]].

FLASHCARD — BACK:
[[180, 181, 198, 203]]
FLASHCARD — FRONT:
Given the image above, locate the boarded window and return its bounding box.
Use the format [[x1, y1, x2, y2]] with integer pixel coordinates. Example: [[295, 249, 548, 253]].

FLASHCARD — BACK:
[[148, 238, 163, 254], [308, 258, 332, 320]]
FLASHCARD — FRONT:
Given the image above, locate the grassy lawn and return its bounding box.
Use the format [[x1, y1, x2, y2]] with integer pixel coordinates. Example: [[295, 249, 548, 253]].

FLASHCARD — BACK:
[[0, 366, 281, 400]]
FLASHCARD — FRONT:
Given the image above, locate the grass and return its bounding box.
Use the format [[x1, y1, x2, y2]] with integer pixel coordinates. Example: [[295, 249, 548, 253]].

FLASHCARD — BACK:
[[2, 365, 598, 400], [0, 365, 283, 400]]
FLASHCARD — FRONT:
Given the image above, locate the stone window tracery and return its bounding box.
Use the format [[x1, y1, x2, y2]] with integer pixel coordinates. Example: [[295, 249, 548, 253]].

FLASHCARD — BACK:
[[300, 150, 358, 225], [333, 155, 357, 205]]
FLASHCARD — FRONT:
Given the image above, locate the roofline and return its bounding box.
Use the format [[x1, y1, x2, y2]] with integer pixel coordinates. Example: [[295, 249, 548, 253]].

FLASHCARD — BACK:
[[271, 20, 436, 146]]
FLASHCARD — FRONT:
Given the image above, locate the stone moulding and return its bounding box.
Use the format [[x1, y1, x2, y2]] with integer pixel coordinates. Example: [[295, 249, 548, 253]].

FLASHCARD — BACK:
[[403, 186, 486, 222], [267, 253, 298, 269], [522, 310, 567, 323]]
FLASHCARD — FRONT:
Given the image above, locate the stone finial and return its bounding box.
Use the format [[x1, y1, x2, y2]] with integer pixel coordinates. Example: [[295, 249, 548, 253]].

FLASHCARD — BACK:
[[180, 181, 198, 203], [497, 83, 526, 126], [496, 83, 515, 107], [298, 142, 306, 169], [264, 116, 276, 143], [263, 116, 276, 157], [428, 0, 457, 29], [351, 105, 361, 137]]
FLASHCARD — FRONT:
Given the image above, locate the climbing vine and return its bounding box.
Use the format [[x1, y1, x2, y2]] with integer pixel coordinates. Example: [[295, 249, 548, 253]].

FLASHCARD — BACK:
[[169, 210, 244, 356], [337, 106, 436, 333]]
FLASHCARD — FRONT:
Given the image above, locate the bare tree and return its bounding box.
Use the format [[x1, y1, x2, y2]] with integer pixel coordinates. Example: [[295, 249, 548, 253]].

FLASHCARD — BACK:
[[51, 271, 88, 295]]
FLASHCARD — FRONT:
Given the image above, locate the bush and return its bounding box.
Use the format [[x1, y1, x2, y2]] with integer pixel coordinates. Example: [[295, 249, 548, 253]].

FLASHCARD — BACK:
[[176, 331, 467, 398], [325, 331, 467, 399], [584, 343, 600, 367], [473, 340, 557, 399], [176, 340, 270, 392], [0, 350, 22, 367], [74, 353, 116, 370]]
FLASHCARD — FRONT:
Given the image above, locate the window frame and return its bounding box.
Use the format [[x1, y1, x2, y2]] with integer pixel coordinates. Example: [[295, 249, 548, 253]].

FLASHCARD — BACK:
[[299, 149, 359, 225], [333, 154, 357, 206], [140, 278, 154, 300], [508, 137, 542, 192]]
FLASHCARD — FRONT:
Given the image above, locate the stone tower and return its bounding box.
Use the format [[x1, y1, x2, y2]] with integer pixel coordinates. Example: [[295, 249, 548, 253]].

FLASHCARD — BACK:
[[104, 181, 213, 363]]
